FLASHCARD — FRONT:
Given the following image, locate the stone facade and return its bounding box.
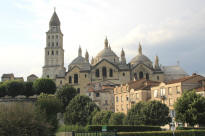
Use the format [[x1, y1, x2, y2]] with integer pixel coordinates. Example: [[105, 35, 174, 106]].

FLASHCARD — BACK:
[[27, 74, 38, 82], [151, 74, 205, 110], [114, 79, 160, 114], [1, 73, 15, 82]]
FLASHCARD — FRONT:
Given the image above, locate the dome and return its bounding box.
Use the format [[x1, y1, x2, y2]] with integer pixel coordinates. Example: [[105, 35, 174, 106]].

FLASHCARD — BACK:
[[49, 11, 60, 26], [69, 56, 90, 71], [130, 43, 153, 68], [94, 37, 119, 64]]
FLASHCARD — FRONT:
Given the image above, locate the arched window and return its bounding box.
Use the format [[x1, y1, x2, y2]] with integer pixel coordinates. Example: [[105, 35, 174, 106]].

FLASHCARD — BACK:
[[52, 35, 54, 39], [48, 42, 50, 47], [47, 75, 49, 78], [123, 72, 125, 76], [56, 51, 58, 55], [139, 71, 143, 79], [109, 69, 113, 77], [69, 76, 72, 83], [56, 35, 58, 39], [77, 88, 80, 93], [146, 73, 149, 80], [102, 67, 107, 77], [47, 51, 49, 55], [52, 50, 54, 55], [134, 73, 137, 80], [48, 35, 50, 39], [85, 74, 87, 78], [60, 80, 62, 85], [74, 74, 78, 84], [95, 69, 99, 77], [52, 42, 54, 47], [157, 76, 160, 80]]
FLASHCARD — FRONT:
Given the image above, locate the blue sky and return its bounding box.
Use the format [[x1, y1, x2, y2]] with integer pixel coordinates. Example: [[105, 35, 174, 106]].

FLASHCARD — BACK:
[[0, 0, 205, 80]]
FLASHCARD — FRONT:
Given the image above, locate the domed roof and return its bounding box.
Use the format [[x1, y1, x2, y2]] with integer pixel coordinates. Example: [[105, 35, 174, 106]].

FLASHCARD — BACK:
[[130, 43, 152, 68], [96, 48, 118, 58], [68, 47, 91, 71]]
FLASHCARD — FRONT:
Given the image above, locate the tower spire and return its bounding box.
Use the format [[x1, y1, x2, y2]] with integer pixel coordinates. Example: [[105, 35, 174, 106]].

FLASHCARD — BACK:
[[138, 42, 142, 55], [85, 49, 89, 62], [104, 36, 108, 48], [78, 46, 82, 57], [154, 55, 160, 70], [121, 48, 126, 64]]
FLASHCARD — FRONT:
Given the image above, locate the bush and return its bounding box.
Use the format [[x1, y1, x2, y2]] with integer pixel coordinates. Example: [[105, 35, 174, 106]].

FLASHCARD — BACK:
[[109, 112, 125, 125], [57, 125, 87, 132], [33, 78, 56, 94], [0, 103, 54, 136], [176, 127, 205, 130], [0, 83, 6, 97], [87, 125, 161, 132], [117, 130, 205, 136], [92, 111, 113, 125], [5, 80, 25, 97], [23, 82, 35, 97], [36, 93, 62, 132]]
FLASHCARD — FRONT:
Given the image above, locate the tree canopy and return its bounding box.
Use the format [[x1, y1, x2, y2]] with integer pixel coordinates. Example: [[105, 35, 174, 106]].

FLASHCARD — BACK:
[[109, 112, 125, 125], [5, 80, 24, 97], [174, 90, 205, 126], [92, 111, 113, 125], [64, 95, 100, 126], [56, 85, 77, 112], [33, 78, 56, 94]]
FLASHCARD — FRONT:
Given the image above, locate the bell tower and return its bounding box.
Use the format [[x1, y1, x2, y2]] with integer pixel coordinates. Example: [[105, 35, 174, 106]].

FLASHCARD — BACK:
[[42, 10, 65, 79]]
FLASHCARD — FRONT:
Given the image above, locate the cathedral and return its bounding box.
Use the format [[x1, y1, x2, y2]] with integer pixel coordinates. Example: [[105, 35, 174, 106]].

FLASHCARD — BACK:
[[42, 11, 187, 94]]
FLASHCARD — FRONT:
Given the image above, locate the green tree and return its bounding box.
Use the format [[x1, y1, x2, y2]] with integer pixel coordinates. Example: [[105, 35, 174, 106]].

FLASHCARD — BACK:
[[56, 85, 77, 111], [23, 82, 35, 97], [36, 93, 62, 132], [174, 90, 205, 126], [33, 78, 56, 94], [109, 112, 125, 125], [124, 102, 146, 125], [92, 111, 113, 125], [64, 95, 100, 126], [0, 103, 53, 136], [5, 80, 25, 97], [143, 100, 171, 126], [0, 83, 6, 97]]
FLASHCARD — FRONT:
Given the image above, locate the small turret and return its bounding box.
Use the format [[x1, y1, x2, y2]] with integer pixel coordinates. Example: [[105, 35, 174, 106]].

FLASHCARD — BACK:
[[104, 37, 108, 48], [49, 9, 60, 27], [78, 46, 82, 57], [91, 57, 94, 65], [108, 44, 111, 50], [154, 55, 160, 70], [85, 50, 89, 62], [121, 48, 126, 64], [138, 42, 142, 55]]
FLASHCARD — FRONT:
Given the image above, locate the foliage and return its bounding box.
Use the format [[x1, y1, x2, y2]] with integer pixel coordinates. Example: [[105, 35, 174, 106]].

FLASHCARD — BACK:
[[64, 95, 100, 126], [143, 100, 171, 126], [57, 125, 87, 132], [117, 130, 205, 136], [174, 90, 205, 126], [109, 112, 125, 125], [23, 82, 35, 97], [0, 82, 6, 97], [124, 101, 146, 125], [56, 85, 77, 112], [176, 127, 205, 130], [87, 125, 161, 132], [0, 103, 54, 136], [36, 93, 62, 132], [5, 80, 25, 97], [92, 111, 113, 125], [33, 78, 56, 94]]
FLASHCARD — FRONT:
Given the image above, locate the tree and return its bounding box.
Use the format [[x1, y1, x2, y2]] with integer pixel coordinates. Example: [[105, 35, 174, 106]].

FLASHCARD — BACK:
[[0, 103, 53, 136], [124, 101, 146, 125], [33, 78, 56, 94], [92, 111, 113, 125], [0, 83, 6, 97], [36, 93, 62, 132], [143, 100, 171, 126], [56, 85, 77, 111], [23, 82, 35, 97], [109, 112, 125, 125], [64, 95, 100, 126], [5, 80, 25, 97], [174, 90, 205, 126]]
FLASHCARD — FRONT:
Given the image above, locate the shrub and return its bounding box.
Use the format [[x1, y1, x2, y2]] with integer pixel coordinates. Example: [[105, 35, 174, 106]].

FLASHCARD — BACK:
[[0, 103, 54, 136], [109, 112, 125, 125], [5, 80, 25, 97], [23, 82, 35, 97], [92, 111, 113, 125], [176, 127, 205, 130], [0, 83, 6, 97], [117, 130, 205, 136], [86, 125, 161, 132], [33, 78, 56, 94]]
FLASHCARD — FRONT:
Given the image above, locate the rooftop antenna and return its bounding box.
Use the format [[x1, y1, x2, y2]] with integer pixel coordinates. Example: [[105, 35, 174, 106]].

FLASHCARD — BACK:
[[54, 7, 56, 12]]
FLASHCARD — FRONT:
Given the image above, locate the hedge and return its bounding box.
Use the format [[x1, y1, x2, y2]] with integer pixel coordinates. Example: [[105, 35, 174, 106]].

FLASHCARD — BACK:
[[176, 127, 205, 130], [118, 130, 205, 136], [86, 125, 161, 132]]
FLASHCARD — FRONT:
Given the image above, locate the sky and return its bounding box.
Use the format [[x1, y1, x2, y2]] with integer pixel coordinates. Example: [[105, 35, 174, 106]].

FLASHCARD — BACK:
[[0, 0, 205, 80]]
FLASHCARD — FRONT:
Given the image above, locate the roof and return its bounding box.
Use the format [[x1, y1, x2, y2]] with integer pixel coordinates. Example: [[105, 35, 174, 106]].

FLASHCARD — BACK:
[[68, 56, 91, 71], [127, 78, 160, 90], [162, 65, 188, 75], [27, 74, 38, 78], [49, 11, 60, 26], [2, 73, 14, 78], [194, 86, 205, 92], [14, 77, 24, 80], [130, 54, 152, 65], [166, 74, 205, 84]]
